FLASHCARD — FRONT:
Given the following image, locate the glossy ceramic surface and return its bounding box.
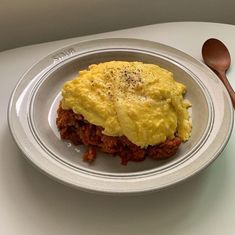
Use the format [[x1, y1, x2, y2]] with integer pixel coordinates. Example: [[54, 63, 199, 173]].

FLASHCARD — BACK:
[[8, 38, 233, 194]]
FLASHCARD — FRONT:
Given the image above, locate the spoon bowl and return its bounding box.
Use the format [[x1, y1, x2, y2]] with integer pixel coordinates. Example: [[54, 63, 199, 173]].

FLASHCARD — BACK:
[[202, 38, 235, 108], [202, 38, 231, 71]]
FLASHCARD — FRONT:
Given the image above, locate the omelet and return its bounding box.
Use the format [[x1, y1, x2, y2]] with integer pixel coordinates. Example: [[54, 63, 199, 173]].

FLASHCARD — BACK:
[[61, 61, 192, 148]]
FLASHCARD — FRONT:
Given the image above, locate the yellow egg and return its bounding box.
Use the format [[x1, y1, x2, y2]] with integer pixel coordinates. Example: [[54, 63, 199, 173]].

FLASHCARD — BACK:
[[61, 61, 192, 148]]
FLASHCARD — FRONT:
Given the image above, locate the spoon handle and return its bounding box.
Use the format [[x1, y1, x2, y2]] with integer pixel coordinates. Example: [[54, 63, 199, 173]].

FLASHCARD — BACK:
[[214, 70, 235, 109]]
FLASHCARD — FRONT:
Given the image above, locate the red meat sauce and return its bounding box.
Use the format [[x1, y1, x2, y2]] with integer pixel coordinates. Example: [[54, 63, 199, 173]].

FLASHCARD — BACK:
[[56, 105, 182, 165]]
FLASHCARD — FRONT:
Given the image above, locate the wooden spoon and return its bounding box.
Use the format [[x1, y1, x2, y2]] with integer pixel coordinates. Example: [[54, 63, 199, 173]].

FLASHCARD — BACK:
[[202, 38, 235, 108]]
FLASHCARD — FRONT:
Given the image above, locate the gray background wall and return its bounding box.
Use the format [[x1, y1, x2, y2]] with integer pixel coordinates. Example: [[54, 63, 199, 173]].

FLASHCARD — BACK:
[[1, 0, 235, 51]]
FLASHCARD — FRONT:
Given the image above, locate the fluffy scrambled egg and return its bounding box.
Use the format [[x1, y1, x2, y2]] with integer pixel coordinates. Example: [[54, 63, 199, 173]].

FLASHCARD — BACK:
[[61, 61, 192, 148]]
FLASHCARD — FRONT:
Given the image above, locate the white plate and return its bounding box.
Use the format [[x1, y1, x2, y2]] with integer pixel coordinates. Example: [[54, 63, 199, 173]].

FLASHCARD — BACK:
[[8, 38, 233, 194]]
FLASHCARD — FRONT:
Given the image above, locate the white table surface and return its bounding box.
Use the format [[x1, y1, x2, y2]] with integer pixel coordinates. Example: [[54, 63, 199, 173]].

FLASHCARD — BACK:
[[1, 22, 235, 235]]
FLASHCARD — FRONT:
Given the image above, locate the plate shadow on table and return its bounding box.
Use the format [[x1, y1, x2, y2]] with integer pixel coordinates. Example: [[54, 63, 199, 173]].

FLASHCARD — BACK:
[[1, 126, 230, 234]]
